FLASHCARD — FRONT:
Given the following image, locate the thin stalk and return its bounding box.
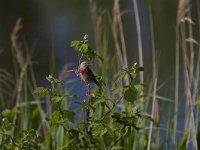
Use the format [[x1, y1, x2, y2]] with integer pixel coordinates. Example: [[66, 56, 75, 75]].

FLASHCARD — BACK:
[[147, 78, 158, 150], [114, 0, 129, 84], [132, 0, 144, 84], [175, 0, 189, 144], [115, 0, 128, 69], [110, 4, 125, 68], [187, 4, 198, 149], [173, 24, 180, 146], [147, 0, 159, 148], [89, 0, 101, 54], [28, 65, 49, 132], [181, 22, 198, 149], [86, 83, 91, 120], [187, 11, 194, 91], [194, 0, 200, 140], [194, 0, 200, 149]]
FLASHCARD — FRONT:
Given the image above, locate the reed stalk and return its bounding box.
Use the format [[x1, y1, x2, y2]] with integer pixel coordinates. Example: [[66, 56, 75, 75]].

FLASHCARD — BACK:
[[181, 19, 198, 150], [132, 0, 144, 84], [173, 0, 184, 145], [147, 0, 159, 149]]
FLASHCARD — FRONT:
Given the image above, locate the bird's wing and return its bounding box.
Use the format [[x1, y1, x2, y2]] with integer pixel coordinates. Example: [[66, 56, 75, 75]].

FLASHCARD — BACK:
[[86, 67, 100, 86]]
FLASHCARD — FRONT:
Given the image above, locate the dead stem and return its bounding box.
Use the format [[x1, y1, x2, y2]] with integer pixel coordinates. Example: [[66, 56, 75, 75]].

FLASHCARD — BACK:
[[147, 0, 159, 148], [181, 20, 198, 149], [86, 83, 91, 120], [132, 0, 144, 84]]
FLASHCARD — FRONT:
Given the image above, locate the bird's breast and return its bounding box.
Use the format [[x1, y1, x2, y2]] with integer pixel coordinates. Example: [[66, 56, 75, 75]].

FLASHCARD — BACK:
[[79, 68, 86, 75], [80, 68, 89, 82]]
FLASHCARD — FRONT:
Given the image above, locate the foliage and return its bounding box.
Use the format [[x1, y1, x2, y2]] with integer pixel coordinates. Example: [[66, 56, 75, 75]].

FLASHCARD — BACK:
[[34, 72, 149, 149], [0, 108, 42, 149], [0, 35, 150, 149], [32, 35, 151, 149], [70, 34, 103, 62]]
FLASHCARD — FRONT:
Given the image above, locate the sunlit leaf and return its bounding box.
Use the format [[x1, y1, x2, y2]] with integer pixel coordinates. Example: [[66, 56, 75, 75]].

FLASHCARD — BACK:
[[70, 38, 99, 61], [52, 96, 65, 103], [1, 108, 18, 118], [51, 111, 60, 124], [112, 87, 124, 94], [196, 97, 200, 109], [34, 87, 50, 98], [88, 123, 108, 137], [178, 131, 189, 150]]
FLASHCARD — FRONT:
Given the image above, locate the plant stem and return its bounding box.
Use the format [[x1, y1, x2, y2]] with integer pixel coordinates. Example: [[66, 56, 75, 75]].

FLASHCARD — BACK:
[[86, 83, 91, 120], [132, 0, 144, 84]]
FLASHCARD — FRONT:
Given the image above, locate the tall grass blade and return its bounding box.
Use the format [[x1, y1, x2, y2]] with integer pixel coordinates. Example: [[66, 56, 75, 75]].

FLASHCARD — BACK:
[[132, 0, 144, 84]]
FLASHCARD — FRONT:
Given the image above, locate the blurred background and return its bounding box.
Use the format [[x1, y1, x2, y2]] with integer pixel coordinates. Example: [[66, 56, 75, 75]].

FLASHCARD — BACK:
[[0, 0, 181, 103], [0, 0, 178, 82], [0, 0, 199, 149]]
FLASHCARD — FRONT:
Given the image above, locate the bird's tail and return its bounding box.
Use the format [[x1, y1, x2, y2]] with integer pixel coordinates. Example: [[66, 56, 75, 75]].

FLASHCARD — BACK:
[[94, 79, 103, 93]]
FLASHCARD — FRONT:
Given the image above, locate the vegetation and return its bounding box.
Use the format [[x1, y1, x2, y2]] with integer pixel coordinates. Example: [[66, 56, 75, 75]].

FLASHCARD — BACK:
[[0, 0, 200, 149]]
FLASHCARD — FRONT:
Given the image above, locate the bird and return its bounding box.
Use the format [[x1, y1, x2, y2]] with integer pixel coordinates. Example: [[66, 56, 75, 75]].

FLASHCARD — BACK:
[[79, 61, 100, 86]]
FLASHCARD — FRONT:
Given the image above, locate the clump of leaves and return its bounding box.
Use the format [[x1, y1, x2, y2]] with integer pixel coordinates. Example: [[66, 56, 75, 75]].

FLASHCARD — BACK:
[[70, 34, 103, 61], [34, 70, 150, 149], [113, 62, 144, 104], [34, 35, 151, 149], [34, 75, 76, 127], [0, 108, 42, 149]]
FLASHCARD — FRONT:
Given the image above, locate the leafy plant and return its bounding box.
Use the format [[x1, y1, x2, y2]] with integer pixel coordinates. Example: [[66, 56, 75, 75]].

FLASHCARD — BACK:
[[0, 108, 42, 149], [33, 35, 152, 149]]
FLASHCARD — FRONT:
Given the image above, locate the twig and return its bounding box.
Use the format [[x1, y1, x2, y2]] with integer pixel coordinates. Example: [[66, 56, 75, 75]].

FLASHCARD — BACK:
[[132, 0, 144, 84], [86, 83, 91, 120], [147, 0, 159, 148]]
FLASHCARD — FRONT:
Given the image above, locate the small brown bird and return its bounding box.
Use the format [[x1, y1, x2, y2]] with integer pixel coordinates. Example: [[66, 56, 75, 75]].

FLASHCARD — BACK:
[[79, 61, 100, 86]]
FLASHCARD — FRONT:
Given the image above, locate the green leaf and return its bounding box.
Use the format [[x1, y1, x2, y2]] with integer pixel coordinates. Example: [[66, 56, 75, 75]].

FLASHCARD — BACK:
[[81, 100, 94, 111], [88, 123, 108, 137], [112, 87, 124, 94], [178, 131, 189, 150], [2, 130, 13, 136], [1, 108, 18, 118], [70, 40, 82, 51], [111, 112, 121, 119], [64, 93, 78, 99], [93, 99, 106, 106], [196, 97, 200, 109], [114, 71, 125, 83], [96, 75, 106, 86], [32, 108, 39, 119], [3, 123, 15, 130], [52, 96, 65, 103], [62, 110, 75, 123], [124, 87, 138, 103], [34, 87, 50, 98], [70, 35, 102, 61], [51, 88, 62, 96], [51, 111, 60, 124], [134, 84, 144, 93], [68, 128, 80, 138], [1, 109, 11, 117]]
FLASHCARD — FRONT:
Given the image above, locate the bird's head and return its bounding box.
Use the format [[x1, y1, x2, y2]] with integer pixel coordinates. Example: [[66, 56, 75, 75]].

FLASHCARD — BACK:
[[80, 61, 89, 70]]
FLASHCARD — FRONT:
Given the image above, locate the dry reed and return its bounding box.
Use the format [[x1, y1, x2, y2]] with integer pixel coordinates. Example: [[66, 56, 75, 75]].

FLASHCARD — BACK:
[[147, 0, 159, 149]]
